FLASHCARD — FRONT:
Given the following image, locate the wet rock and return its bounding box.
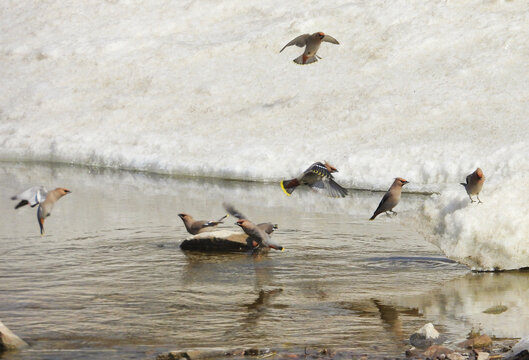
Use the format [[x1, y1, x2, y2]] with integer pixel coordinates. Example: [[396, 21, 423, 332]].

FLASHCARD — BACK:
[[482, 305, 508, 315], [423, 345, 453, 359], [0, 321, 28, 352], [459, 335, 493, 350], [180, 231, 256, 252], [410, 323, 441, 349], [244, 347, 271, 356], [157, 348, 233, 359], [507, 350, 529, 360]]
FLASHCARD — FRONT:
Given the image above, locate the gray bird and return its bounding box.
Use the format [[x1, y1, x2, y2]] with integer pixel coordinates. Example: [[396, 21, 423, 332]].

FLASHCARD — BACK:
[[369, 178, 408, 220], [460, 168, 485, 203], [178, 213, 228, 235], [12, 186, 71, 235], [280, 161, 348, 198], [280, 32, 339, 65], [223, 202, 283, 251]]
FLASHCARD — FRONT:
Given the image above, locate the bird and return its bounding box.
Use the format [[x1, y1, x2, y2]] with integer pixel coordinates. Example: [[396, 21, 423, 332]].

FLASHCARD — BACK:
[[11, 186, 71, 235], [280, 32, 339, 65], [280, 161, 348, 198], [222, 202, 278, 234], [461, 168, 485, 203], [178, 213, 228, 235], [369, 178, 408, 220], [223, 202, 283, 251]]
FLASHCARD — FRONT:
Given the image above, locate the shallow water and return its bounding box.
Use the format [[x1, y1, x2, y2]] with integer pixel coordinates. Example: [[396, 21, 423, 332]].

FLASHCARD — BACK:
[[1, 162, 528, 359]]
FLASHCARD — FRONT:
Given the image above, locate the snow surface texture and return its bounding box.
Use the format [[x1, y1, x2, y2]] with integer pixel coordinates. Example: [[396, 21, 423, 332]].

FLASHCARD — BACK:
[[1, 0, 528, 270]]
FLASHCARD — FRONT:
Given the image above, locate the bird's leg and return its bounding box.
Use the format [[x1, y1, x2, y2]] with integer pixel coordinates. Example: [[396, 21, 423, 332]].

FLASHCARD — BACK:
[[391, 210, 398, 216], [316, 55, 322, 59], [469, 195, 475, 203], [385, 211, 391, 218], [477, 195, 483, 204]]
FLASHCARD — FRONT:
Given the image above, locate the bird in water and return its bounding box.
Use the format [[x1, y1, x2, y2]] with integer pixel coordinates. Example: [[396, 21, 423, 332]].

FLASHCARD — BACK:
[[11, 186, 71, 235], [178, 213, 228, 235], [369, 178, 408, 220], [460, 168, 485, 203], [222, 202, 283, 251], [280, 161, 348, 198], [280, 32, 339, 65]]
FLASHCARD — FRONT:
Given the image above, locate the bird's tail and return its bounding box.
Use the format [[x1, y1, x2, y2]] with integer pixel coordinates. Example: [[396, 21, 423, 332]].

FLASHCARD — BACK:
[[216, 214, 229, 223], [280, 179, 299, 196], [369, 212, 379, 221], [460, 183, 466, 186], [293, 54, 318, 65]]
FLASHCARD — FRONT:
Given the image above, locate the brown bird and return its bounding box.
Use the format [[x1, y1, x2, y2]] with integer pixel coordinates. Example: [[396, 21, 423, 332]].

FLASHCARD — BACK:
[[461, 168, 485, 203], [11, 186, 71, 235], [223, 202, 283, 251], [280, 32, 339, 65], [369, 178, 408, 220], [280, 161, 348, 198], [178, 213, 228, 235]]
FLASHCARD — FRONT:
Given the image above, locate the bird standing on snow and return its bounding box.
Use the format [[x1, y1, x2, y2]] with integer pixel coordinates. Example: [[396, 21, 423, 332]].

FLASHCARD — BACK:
[[280, 161, 348, 198], [280, 32, 339, 65], [178, 213, 228, 235], [369, 178, 408, 220], [461, 168, 485, 203], [223, 202, 283, 251], [11, 186, 71, 235]]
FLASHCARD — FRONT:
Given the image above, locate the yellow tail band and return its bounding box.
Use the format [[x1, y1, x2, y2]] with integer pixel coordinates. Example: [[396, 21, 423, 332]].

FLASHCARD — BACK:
[[280, 181, 291, 196]]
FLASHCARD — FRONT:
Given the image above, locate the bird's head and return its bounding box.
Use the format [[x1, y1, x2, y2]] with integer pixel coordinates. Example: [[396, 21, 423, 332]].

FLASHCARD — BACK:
[[395, 178, 409, 186], [57, 188, 71, 197], [178, 213, 190, 220], [476, 168, 484, 179], [324, 161, 338, 173], [317, 32, 325, 39]]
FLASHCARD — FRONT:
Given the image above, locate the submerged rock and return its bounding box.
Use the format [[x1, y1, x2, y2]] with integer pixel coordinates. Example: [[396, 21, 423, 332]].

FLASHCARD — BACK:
[[179, 230, 259, 252], [0, 321, 28, 352]]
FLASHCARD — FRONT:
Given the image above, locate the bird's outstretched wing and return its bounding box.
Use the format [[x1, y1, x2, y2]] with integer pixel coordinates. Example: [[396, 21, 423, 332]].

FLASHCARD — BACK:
[[279, 34, 311, 52], [202, 214, 229, 227], [222, 202, 248, 220], [311, 178, 348, 198], [303, 162, 334, 179], [11, 186, 48, 209], [322, 35, 339, 45]]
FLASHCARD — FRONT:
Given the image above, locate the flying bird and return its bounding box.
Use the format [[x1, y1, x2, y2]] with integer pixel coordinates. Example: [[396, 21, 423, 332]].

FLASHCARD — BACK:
[[280, 161, 348, 198], [11, 186, 71, 235], [369, 178, 408, 220], [222, 202, 283, 251], [461, 168, 485, 203], [223, 202, 278, 234], [178, 213, 228, 235], [280, 32, 339, 65]]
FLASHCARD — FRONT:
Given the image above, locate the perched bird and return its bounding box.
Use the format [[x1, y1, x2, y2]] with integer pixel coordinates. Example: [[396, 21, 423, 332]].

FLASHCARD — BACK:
[[369, 178, 408, 220], [178, 213, 228, 235], [11, 186, 71, 235], [461, 168, 485, 203], [280, 32, 339, 65], [223, 202, 283, 251], [223, 202, 278, 234], [280, 161, 348, 198]]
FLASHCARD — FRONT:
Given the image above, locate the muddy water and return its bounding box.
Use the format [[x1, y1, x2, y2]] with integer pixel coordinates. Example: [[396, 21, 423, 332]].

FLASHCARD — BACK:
[[0, 162, 526, 359]]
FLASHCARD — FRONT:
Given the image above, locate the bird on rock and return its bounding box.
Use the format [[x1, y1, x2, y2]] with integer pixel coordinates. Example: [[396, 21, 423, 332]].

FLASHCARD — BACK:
[[369, 178, 408, 220], [280, 32, 339, 65], [461, 168, 485, 203], [178, 213, 228, 235], [11, 186, 71, 235], [223, 202, 278, 234], [223, 202, 283, 251], [280, 161, 348, 198]]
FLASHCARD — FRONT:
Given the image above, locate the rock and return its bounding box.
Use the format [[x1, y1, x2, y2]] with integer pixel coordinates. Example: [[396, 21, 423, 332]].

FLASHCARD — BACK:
[[459, 335, 493, 350], [475, 351, 490, 360], [505, 336, 529, 360], [423, 345, 453, 359], [482, 305, 508, 315], [157, 348, 234, 359], [0, 321, 28, 352], [410, 323, 441, 349], [447, 353, 466, 360], [180, 230, 258, 252]]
